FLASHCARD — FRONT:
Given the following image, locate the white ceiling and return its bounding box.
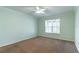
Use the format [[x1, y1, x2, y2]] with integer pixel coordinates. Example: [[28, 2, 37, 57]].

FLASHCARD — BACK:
[[5, 6, 74, 18]]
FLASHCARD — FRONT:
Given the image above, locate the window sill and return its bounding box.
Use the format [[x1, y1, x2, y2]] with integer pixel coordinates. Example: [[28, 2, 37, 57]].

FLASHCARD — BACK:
[[45, 32, 60, 34]]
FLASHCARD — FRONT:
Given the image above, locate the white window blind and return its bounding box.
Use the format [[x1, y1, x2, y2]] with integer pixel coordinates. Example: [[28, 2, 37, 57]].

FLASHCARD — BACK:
[[45, 19, 60, 34]]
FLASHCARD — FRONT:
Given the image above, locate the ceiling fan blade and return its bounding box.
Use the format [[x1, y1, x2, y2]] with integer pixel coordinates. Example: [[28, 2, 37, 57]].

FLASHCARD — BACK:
[[41, 9, 46, 11], [36, 6, 40, 10]]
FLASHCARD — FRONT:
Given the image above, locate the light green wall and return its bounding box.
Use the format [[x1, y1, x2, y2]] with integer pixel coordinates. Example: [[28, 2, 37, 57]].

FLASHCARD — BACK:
[[75, 7, 79, 51], [0, 7, 37, 47], [38, 11, 75, 41]]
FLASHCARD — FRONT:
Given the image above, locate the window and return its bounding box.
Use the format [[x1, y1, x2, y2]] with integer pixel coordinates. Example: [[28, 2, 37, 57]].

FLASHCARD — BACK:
[[45, 19, 60, 34]]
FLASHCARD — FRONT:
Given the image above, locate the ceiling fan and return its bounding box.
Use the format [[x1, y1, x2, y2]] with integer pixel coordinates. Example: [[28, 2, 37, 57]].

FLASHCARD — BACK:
[[35, 6, 46, 14]]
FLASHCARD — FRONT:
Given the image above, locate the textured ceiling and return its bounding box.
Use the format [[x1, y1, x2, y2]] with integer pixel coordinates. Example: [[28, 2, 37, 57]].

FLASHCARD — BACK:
[[5, 6, 74, 18]]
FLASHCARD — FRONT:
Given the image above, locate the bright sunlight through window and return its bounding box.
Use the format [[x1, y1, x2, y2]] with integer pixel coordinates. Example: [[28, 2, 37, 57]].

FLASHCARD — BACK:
[[45, 19, 60, 34]]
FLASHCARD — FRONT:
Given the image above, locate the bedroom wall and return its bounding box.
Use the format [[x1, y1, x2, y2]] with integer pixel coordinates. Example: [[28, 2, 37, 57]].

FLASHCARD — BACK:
[[0, 7, 37, 47], [75, 7, 79, 51], [38, 11, 75, 41]]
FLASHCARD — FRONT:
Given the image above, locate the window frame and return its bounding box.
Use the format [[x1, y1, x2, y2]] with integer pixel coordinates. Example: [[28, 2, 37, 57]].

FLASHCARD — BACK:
[[45, 19, 60, 34]]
